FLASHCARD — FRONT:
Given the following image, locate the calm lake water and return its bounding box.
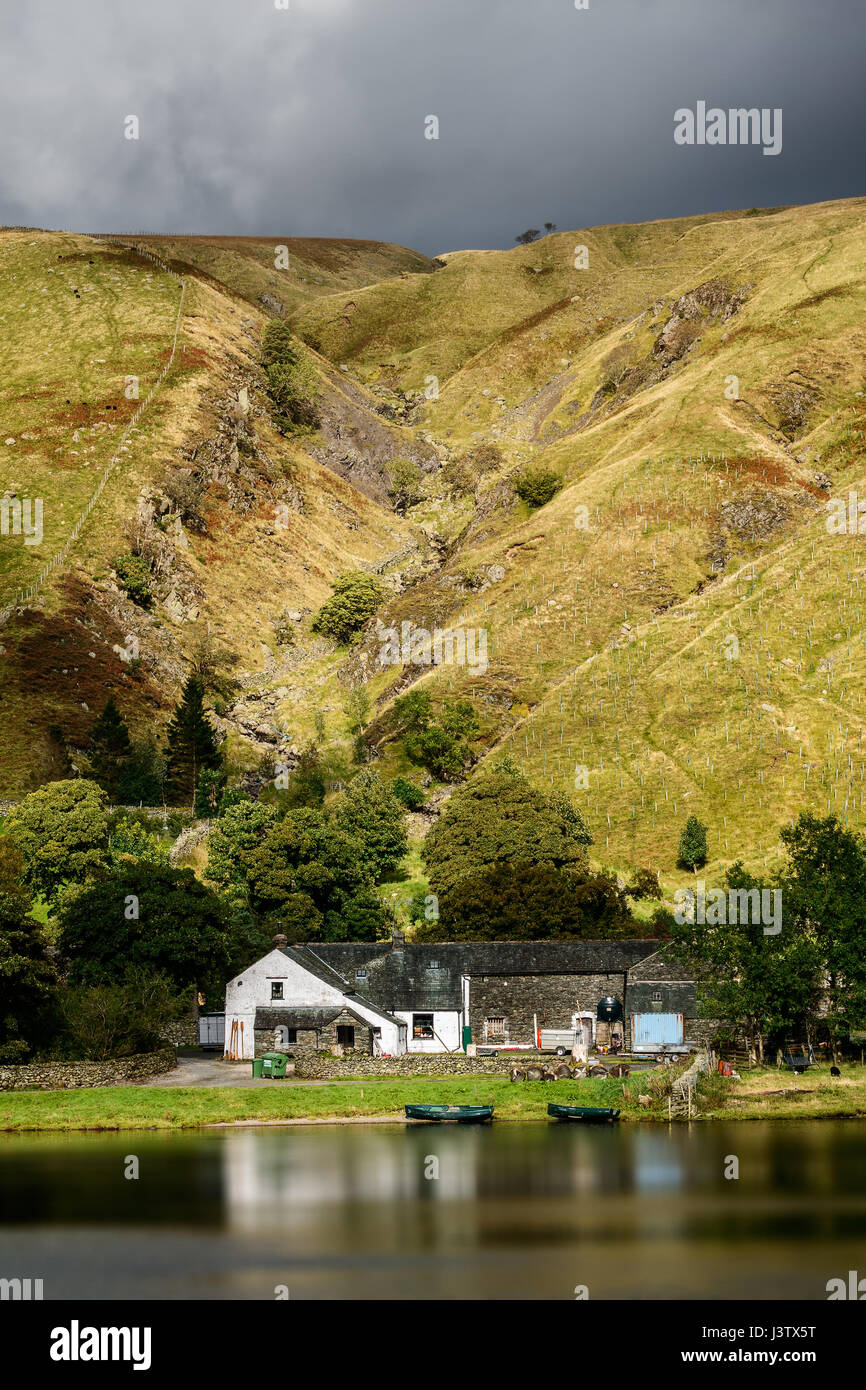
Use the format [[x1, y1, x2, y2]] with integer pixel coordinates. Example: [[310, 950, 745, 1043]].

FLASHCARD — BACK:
[[1, 1120, 865, 1299]]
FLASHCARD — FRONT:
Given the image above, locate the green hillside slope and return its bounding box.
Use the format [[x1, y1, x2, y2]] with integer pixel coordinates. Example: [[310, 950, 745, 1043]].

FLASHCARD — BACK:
[[3, 199, 866, 904]]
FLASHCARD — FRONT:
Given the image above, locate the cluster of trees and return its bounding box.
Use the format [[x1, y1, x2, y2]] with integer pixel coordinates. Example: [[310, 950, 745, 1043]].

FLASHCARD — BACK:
[[671, 814, 866, 1060], [206, 768, 408, 942], [12, 659, 866, 1068], [82, 677, 222, 810], [0, 762, 413, 1062], [515, 223, 557, 244], [417, 759, 660, 941], [0, 783, 244, 1063], [390, 689, 479, 782]]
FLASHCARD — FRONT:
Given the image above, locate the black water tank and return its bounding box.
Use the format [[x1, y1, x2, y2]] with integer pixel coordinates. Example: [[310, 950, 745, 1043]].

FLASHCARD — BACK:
[[597, 995, 623, 1022]]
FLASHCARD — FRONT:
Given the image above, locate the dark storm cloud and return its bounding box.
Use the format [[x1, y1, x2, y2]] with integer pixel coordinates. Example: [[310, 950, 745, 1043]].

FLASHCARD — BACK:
[[0, 0, 863, 254]]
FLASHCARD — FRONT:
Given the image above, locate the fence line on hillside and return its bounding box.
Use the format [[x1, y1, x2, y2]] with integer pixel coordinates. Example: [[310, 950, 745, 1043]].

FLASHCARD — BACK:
[[0, 236, 186, 629]]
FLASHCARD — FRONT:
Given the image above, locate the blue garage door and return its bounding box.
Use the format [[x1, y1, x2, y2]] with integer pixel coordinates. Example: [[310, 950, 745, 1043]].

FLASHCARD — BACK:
[[631, 1013, 683, 1050]]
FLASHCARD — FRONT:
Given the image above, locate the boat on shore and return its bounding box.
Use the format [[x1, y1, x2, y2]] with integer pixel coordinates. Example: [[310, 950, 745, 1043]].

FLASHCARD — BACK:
[[405, 1104, 494, 1123], [548, 1103, 620, 1123]]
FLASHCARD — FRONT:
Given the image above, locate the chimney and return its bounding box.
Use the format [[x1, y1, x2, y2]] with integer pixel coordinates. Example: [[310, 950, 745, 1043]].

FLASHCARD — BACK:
[[392, 929, 405, 952], [272, 933, 288, 951]]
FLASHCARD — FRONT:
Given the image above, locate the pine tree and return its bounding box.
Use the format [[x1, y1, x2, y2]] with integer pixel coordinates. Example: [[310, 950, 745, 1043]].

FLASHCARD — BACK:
[[88, 697, 132, 799], [164, 678, 221, 809]]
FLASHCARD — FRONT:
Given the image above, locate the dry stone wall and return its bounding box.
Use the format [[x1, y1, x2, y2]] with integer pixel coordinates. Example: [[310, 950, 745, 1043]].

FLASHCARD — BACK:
[[0, 1048, 177, 1091]]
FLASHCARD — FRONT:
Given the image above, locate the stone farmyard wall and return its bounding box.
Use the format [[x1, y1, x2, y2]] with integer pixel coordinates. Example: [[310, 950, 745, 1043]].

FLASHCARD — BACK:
[[295, 1053, 569, 1080], [0, 1048, 177, 1091], [296, 1054, 514, 1079]]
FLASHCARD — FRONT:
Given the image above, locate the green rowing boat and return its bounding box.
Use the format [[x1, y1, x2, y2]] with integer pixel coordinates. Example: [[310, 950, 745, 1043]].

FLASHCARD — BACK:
[[405, 1104, 494, 1123], [548, 1103, 620, 1123]]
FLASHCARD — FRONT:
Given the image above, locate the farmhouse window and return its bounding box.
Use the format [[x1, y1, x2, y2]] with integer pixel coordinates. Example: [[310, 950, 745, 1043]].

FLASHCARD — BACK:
[[356, 969, 367, 980], [485, 1016, 506, 1038], [336, 1025, 355, 1047], [271, 982, 284, 1000], [413, 1013, 435, 1040]]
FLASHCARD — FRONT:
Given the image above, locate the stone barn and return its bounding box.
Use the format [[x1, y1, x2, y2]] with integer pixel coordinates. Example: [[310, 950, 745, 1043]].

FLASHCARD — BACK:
[[224, 935, 703, 1059]]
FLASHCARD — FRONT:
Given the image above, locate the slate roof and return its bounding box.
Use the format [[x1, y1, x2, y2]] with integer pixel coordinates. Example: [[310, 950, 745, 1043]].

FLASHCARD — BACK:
[[278, 945, 405, 1027], [255, 1005, 393, 1030], [307, 940, 663, 1013], [626, 947, 697, 982]]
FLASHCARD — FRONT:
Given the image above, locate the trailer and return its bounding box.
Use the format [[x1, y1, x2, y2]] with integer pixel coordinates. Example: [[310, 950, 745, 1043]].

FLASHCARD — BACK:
[[197, 1013, 225, 1050], [539, 1028, 578, 1056]]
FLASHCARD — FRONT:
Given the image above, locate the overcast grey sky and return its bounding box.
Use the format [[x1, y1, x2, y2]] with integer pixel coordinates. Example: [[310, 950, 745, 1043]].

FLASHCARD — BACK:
[[0, 0, 863, 254]]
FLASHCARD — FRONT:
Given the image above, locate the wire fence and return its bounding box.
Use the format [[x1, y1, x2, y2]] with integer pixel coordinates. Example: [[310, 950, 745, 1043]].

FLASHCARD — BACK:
[[0, 235, 186, 629]]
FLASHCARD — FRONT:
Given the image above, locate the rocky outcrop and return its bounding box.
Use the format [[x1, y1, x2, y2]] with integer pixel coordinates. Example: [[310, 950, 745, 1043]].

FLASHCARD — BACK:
[[654, 278, 751, 366], [306, 367, 439, 507], [169, 819, 212, 866]]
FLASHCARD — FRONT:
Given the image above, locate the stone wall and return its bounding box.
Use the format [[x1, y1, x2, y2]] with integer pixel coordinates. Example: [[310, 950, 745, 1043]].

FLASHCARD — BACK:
[[670, 1048, 713, 1114], [293, 1052, 524, 1080], [159, 1020, 198, 1047], [470, 972, 626, 1045], [255, 1027, 320, 1057], [0, 1048, 177, 1091]]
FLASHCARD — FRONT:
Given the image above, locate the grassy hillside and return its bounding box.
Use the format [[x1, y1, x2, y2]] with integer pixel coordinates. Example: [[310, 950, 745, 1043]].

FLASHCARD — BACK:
[[128, 234, 437, 320], [293, 197, 866, 895], [4, 199, 866, 905], [0, 230, 429, 791]]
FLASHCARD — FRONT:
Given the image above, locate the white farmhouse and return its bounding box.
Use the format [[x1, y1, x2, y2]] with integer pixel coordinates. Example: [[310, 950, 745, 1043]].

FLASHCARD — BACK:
[[223, 937, 407, 1060]]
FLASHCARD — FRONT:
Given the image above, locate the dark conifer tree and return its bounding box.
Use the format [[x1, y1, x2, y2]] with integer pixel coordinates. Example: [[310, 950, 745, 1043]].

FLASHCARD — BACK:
[[164, 678, 221, 808], [88, 697, 132, 799]]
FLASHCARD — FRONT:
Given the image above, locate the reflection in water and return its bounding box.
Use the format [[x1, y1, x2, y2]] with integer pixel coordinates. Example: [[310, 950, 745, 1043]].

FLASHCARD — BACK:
[[1, 1121, 865, 1299]]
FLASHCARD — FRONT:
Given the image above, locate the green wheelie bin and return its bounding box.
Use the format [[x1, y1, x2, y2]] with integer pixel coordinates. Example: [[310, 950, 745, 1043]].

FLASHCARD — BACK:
[[261, 1052, 288, 1079]]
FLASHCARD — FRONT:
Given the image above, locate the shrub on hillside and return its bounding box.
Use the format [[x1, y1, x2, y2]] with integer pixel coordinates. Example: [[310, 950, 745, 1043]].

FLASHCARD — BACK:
[[393, 692, 480, 783], [163, 470, 207, 532], [445, 443, 504, 496], [515, 467, 561, 508], [628, 867, 663, 900], [392, 777, 426, 810], [115, 552, 152, 606], [312, 572, 384, 644], [261, 320, 320, 431], [387, 457, 423, 510]]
